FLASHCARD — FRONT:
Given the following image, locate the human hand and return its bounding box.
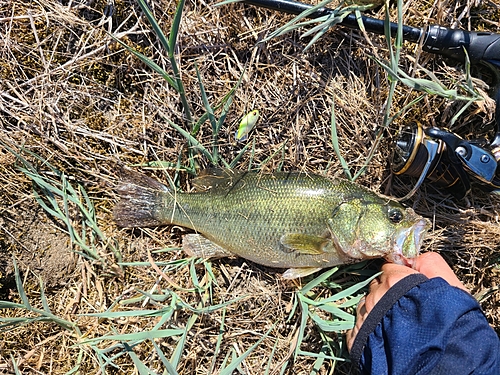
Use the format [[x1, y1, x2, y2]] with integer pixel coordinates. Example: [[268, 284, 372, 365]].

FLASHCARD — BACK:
[[346, 252, 468, 352]]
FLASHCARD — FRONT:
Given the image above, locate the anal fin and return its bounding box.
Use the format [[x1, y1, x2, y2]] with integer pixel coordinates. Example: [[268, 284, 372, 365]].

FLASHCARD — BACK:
[[282, 267, 322, 280], [182, 234, 233, 259]]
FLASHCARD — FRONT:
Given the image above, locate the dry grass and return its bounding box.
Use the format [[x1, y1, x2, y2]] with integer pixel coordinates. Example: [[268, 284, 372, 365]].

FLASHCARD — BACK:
[[0, 0, 499, 373]]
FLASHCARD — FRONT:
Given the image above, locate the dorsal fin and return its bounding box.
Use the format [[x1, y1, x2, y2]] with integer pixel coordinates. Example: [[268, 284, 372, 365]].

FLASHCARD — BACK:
[[192, 169, 248, 192]]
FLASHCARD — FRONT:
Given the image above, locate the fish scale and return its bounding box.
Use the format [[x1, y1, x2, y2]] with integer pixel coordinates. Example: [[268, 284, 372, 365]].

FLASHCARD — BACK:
[[114, 169, 429, 278], [162, 173, 343, 265]]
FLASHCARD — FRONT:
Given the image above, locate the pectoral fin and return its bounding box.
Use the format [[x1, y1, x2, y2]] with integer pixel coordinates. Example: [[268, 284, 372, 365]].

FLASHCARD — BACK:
[[282, 267, 322, 279], [182, 234, 233, 259], [279, 233, 330, 255]]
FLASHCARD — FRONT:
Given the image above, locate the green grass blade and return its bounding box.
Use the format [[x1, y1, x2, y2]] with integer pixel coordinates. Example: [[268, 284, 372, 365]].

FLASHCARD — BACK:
[[195, 66, 217, 134], [262, 0, 336, 41], [163, 115, 215, 163], [303, 22, 331, 51], [219, 325, 273, 375], [299, 17, 337, 38], [372, 58, 481, 100], [110, 35, 178, 90], [203, 261, 217, 287], [13, 258, 31, 310], [32, 188, 63, 222], [300, 267, 339, 294], [170, 309, 198, 368], [216, 71, 244, 135], [1, 261, 78, 333], [264, 335, 279, 375], [191, 112, 210, 136], [191, 74, 243, 135], [330, 98, 352, 180], [195, 65, 225, 165], [294, 299, 310, 360], [152, 311, 177, 331], [303, 301, 353, 321], [10, 355, 21, 375], [61, 172, 77, 245], [326, 272, 380, 302], [0, 318, 34, 331], [189, 259, 202, 291], [11, 149, 106, 262], [450, 99, 475, 125], [384, 3, 396, 81], [275, 17, 330, 39], [123, 343, 157, 375], [152, 341, 178, 375], [136, 0, 170, 55], [209, 308, 226, 374], [168, 0, 185, 58], [79, 329, 185, 345], [65, 348, 84, 375], [127, 0, 193, 124], [79, 185, 107, 242], [296, 349, 344, 361], [309, 314, 354, 332], [310, 353, 325, 375], [0, 301, 26, 309], [389, 95, 425, 124], [83, 308, 173, 318], [229, 142, 251, 168], [394, 0, 403, 65], [39, 278, 51, 313]]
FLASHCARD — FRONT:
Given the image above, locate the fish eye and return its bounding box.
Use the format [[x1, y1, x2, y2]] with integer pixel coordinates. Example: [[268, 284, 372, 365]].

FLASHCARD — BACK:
[[388, 208, 404, 223]]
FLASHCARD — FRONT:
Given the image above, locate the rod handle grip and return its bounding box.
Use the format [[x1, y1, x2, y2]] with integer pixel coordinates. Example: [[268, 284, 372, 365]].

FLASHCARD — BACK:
[[423, 25, 500, 66]]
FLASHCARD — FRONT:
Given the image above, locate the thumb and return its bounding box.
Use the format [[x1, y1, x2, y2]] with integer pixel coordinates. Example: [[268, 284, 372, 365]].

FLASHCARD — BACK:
[[411, 252, 468, 293]]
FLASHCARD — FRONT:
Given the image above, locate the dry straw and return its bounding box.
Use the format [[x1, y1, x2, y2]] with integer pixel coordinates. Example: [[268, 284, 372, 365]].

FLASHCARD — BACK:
[[0, 0, 499, 374]]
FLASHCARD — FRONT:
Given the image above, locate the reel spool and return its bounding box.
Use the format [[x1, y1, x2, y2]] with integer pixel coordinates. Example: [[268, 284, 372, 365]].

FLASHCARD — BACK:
[[393, 124, 472, 199]]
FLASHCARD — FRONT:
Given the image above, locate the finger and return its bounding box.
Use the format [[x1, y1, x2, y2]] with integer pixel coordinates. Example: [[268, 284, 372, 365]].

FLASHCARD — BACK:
[[347, 296, 368, 352], [357, 296, 368, 318], [368, 276, 380, 291], [356, 296, 366, 312], [346, 328, 352, 350], [346, 326, 356, 351], [364, 264, 419, 310], [412, 252, 468, 293], [380, 262, 419, 286]]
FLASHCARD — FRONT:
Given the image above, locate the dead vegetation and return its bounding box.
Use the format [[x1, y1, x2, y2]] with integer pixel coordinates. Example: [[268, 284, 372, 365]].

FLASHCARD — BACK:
[[0, 0, 499, 373]]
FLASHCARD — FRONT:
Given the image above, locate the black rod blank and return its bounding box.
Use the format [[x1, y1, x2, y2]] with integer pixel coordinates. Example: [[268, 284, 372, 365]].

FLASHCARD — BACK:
[[243, 0, 500, 66]]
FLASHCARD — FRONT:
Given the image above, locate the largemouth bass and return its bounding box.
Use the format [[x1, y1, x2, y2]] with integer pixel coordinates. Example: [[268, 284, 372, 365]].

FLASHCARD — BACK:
[[114, 168, 429, 279]]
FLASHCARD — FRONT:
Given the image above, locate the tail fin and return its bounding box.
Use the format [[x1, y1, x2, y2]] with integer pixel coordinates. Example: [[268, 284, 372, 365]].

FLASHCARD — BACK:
[[113, 167, 170, 228]]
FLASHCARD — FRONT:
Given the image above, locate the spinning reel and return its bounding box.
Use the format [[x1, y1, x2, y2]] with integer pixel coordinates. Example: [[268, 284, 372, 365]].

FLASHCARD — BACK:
[[392, 111, 500, 199], [392, 68, 500, 200]]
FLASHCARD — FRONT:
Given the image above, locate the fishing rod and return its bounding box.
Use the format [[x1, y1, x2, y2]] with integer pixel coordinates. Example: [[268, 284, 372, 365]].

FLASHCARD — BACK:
[[240, 0, 500, 198], [243, 0, 500, 66]]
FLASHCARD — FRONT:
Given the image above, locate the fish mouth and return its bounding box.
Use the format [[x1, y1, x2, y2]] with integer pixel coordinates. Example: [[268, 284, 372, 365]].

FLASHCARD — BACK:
[[388, 219, 430, 265]]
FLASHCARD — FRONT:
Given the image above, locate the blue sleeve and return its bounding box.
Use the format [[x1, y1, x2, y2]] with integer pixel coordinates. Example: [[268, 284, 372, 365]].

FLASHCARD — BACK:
[[349, 274, 500, 375]]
